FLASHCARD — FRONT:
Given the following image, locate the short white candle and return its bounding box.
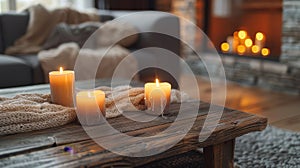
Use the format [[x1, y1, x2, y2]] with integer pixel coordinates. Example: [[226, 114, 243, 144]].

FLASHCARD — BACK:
[[144, 79, 171, 114], [76, 90, 105, 125]]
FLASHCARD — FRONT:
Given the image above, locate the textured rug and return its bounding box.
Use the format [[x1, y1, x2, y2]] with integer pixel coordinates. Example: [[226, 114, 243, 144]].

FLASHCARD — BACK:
[[141, 125, 300, 168], [235, 125, 300, 168]]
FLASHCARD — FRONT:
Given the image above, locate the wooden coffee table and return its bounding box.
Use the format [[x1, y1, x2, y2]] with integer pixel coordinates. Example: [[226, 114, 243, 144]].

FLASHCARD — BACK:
[[0, 83, 267, 168]]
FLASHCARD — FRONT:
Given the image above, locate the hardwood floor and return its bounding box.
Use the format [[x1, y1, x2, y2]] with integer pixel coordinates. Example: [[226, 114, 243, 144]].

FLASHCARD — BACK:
[[190, 75, 300, 132]]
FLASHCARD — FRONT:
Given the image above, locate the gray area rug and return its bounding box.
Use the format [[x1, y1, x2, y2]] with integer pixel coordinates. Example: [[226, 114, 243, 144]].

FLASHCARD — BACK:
[[142, 125, 300, 168], [235, 125, 300, 168]]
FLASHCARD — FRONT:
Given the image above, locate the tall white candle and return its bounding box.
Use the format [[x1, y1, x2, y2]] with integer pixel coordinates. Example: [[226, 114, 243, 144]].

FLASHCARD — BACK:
[[49, 67, 74, 107], [255, 32, 265, 50]]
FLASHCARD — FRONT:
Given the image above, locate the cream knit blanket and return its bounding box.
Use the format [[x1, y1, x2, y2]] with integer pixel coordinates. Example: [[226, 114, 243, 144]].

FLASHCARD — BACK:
[[0, 86, 189, 135], [0, 94, 76, 136]]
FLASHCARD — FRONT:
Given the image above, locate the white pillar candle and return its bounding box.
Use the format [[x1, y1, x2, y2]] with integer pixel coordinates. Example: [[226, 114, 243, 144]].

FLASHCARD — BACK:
[[144, 79, 171, 115], [49, 67, 74, 107], [76, 90, 105, 125], [255, 32, 265, 51]]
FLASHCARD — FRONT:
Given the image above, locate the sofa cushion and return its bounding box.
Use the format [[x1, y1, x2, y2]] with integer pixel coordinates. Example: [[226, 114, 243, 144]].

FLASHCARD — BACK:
[[99, 14, 114, 22], [130, 49, 179, 89], [0, 55, 32, 88], [0, 13, 29, 52], [0, 15, 3, 54], [17, 55, 44, 84]]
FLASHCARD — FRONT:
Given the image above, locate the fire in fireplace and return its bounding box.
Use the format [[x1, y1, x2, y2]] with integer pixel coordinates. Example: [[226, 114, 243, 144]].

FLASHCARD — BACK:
[[220, 30, 270, 57], [199, 0, 282, 60]]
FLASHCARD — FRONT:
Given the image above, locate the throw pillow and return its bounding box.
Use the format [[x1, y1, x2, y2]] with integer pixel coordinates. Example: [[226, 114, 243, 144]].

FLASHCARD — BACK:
[[43, 20, 139, 50], [43, 22, 102, 50]]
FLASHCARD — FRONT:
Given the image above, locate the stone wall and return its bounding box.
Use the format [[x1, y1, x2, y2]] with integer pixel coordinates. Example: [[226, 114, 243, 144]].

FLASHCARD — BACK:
[[281, 0, 300, 63], [187, 55, 300, 95]]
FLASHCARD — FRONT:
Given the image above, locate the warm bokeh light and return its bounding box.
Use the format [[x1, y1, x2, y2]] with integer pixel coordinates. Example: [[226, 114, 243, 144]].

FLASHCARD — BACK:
[[261, 48, 270, 56], [238, 30, 247, 39], [221, 42, 230, 52], [237, 45, 246, 55], [251, 45, 260, 54], [245, 38, 253, 47], [221, 30, 269, 56], [256, 32, 264, 41]]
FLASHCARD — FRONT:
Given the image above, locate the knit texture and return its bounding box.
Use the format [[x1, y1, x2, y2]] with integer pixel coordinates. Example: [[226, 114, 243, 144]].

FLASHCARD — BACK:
[[0, 86, 189, 135], [0, 94, 76, 135], [98, 86, 190, 118]]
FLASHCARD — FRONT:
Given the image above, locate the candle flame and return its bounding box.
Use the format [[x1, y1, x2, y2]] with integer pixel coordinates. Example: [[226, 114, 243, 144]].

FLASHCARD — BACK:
[[245, 38, 253, 47], [251, 45, 260, 54], [238, 30, 247, 39], [221, 42, 230, 52], [237, 45, 246, 55], [155, 78, 159, 87], [256, 32, 264, 41], [59, 67, 63, 73], [261, 48, 270, 57]]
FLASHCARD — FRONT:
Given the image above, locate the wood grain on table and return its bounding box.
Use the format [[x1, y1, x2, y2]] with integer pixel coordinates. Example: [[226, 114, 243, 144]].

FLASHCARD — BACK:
[[0, 80, 268, 167]]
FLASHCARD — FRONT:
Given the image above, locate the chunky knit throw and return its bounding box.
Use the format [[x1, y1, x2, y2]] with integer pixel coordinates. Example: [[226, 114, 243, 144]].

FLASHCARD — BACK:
[[0, 94, 76, 135], [0, 86, 189, 135]]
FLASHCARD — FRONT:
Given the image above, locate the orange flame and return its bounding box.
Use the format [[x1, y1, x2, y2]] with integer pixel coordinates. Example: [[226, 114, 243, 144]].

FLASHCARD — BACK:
[[256, 32, 264, 41], [155, 78, 159, 87], [59, 67, 63, 73]]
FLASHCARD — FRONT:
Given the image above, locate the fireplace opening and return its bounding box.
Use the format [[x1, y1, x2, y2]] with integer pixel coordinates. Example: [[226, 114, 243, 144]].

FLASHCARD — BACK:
[[200, 0, 282, 61]]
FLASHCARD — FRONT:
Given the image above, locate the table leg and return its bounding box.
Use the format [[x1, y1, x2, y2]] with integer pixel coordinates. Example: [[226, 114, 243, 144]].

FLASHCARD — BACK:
[[203, 139, 235, 168]]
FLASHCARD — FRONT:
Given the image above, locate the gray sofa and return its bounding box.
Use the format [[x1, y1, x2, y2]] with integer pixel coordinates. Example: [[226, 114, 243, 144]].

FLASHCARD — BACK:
[[0, 10, 180, 88]]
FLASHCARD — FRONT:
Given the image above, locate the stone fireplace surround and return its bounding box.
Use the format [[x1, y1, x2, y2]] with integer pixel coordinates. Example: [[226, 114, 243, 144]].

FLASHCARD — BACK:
[[187, 0, 300, 95]]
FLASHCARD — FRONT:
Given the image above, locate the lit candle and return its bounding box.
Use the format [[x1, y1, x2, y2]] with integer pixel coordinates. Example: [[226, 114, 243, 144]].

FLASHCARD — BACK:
[[76, 90, 106, 125], [144, 79, 171, 115], [226, 36, 233, 52], [251, 45, 260, 55], [221, 42, 230, 53], [245, 38, 253, 54], [245, 38, 253, 48], [238, 30, 247, 44], [49, 67, 74, 107], [237, 45, 246, 55], [232, 32, 239, 53], [261, 48, 270, 57], [255, 32, 265, 50]]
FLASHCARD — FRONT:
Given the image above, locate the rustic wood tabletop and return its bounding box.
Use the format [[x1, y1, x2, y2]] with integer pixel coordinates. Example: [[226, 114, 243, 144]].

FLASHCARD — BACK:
[[0, 82, 267, 168]]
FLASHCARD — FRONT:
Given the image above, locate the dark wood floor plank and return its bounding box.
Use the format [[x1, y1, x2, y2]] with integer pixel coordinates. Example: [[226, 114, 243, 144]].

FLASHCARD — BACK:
[[272, 114, 300, 132]]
